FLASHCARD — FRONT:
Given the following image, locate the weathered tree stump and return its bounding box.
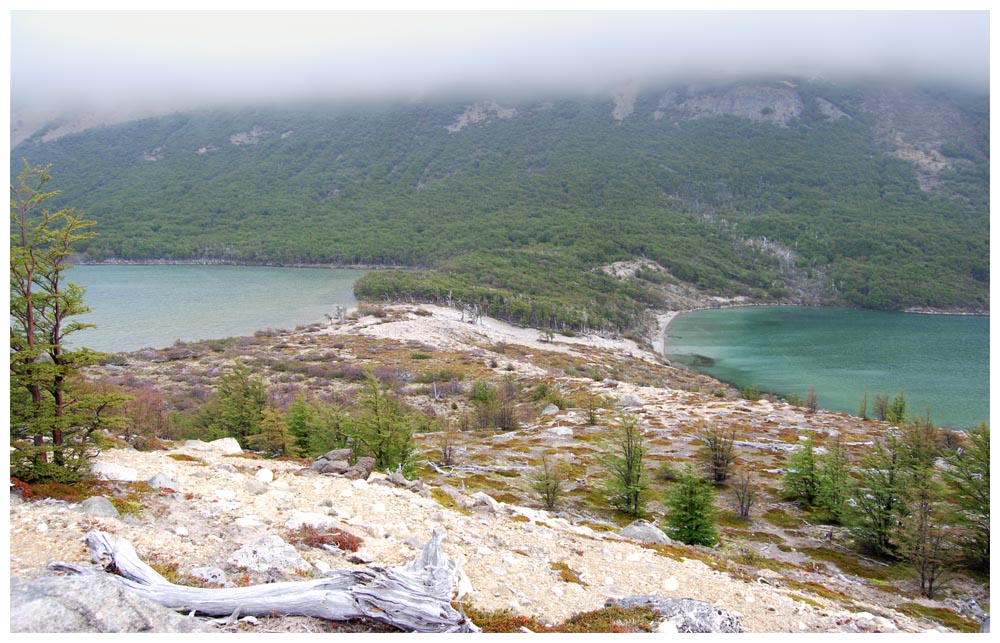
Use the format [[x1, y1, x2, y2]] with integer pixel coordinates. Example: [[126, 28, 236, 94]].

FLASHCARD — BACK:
[[49, 530, 477, 633]]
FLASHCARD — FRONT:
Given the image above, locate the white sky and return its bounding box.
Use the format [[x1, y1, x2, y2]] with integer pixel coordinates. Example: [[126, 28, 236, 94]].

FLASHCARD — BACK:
[[6, 5, 993, 114]]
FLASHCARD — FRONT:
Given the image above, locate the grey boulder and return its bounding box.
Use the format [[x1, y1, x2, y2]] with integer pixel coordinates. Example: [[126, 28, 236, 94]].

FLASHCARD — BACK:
[[10, 572, 209, 632]]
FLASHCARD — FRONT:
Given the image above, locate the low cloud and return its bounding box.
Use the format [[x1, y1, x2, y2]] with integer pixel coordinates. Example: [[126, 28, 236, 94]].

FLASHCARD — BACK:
[[10, 10, 989, 116]]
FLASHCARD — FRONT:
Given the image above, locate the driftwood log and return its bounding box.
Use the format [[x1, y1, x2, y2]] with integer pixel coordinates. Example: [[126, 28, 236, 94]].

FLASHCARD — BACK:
[[49, 530, 478, 633]]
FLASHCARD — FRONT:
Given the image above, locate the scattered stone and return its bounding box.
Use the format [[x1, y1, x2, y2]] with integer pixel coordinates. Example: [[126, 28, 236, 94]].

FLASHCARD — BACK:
[[314, 459, 350, 475], [36, 522, 48, 533], [244, 479, 268, 495], [663, 577, 679, 592], [79, 496, 120, 519], [615, 395, 643, 408], [184, 438, 242, 455], [348, 550, 375, 564], [542, 403, 560, 415], [439, 484, 471, 508], [547, 426, 573, 436], [147, 473, 181, 491], [174, 526, 189, 537], [619, 519, 673, 545], [470, 491, 501, 512], [227, 535, 312, 575], [344, 457, 375, 480], [10, 572, 210, 632], [609, 596, 743, 633], [284, 511, 337, 531], [90, 461, 138, 482], [188, 566, 227, 586], [254, 469, 274, 483], [213, 489, 237, 501]]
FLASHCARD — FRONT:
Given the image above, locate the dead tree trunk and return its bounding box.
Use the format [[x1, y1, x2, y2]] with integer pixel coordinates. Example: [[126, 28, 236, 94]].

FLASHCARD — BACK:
[[49, 530, 478, 633]]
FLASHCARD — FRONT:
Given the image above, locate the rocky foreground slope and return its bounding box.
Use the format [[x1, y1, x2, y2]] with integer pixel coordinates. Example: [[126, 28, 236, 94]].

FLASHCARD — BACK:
[[8, 304, 989, 633]]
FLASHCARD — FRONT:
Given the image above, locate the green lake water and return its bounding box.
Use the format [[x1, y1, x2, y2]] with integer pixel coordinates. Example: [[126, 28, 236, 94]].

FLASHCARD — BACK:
[[663, 306, 989, 430], [67, 265, 364, 353]]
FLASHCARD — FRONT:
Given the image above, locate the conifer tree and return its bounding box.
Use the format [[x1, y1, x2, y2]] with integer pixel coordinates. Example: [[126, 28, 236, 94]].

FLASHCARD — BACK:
[[247, 406, 298, 456], [347, 369, 417, 474], [664, 464, 719, 546], [942, 423, 990, 571], [782, 434, 820, 506], [602, 412, 649, 517], [10, 161, 118, 482]]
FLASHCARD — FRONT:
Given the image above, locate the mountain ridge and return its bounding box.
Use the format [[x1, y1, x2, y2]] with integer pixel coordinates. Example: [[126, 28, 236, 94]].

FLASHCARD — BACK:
[[12, 77, 989, 330]]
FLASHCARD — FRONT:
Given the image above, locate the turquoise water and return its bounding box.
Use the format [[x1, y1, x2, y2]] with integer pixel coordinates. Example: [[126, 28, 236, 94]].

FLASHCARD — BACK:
[[664, 306, 989, 429], [66, 265, 364, 353]]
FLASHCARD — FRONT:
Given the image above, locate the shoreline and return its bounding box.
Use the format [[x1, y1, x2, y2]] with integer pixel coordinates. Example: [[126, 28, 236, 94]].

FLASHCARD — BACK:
[[73, 258, 396, 271]]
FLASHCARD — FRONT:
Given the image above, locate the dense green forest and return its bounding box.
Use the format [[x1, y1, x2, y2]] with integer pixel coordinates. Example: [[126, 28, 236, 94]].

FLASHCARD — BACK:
[[12, 79, 989, 333]]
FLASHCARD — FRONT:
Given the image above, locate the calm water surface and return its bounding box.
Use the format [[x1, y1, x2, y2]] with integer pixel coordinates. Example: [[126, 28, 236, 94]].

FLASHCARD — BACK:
[[68, 265, 364, 353], [664, 306, 989, 429]]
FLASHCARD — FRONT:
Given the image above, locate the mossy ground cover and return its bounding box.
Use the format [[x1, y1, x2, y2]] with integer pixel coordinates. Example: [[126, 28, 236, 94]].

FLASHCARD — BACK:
[[460, 604, 660, 633], [894, 603, 981, 633]]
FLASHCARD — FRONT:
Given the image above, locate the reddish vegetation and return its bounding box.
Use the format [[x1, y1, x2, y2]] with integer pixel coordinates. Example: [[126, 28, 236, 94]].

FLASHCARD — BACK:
[[288, 526, 363, 552]]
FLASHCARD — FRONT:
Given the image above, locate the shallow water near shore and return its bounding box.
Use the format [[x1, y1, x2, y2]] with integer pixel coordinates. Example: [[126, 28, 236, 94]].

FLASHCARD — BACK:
[[664, 306, 989, 429], [67, 264, 364, 353]]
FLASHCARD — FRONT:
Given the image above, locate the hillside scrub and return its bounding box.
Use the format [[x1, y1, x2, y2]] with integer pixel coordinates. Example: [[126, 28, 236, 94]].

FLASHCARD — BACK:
[[15, 80, 988, 333]]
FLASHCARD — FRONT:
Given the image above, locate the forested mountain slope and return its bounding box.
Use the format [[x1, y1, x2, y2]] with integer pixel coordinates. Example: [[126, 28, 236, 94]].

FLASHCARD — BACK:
[[12, 79, 989, 333]]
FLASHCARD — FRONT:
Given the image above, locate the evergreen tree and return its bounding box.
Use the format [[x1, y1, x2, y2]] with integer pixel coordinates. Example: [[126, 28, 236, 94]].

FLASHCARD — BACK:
[[852, 430, 906, 556], [893, 418, 953, 597], [942, 423, 990, 571], [285, 392, 350, 457], [885, 391, 907, 424], [10, 161, 119, 482], [206, 361, 268, 441], [347, 369, 417, 474], [602, 412, 649, 517], [782, 434, 820, 506], [664, 464, 719, 546], [816, 438, 854, 524], [247, 406, 297, 456]]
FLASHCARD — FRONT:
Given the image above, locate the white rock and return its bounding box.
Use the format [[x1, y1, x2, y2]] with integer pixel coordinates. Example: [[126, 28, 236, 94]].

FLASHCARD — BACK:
[[605, 577, 615, 586], [625, 552, 643, 562], [873, 616, 897, 632], [35, 523, 48, 533], [90, 461, 139, 482], [208, 437, 243, 455], [551, 585, 564, 597], [255, 469, 274, 483], [270, 480, 290, 491], [285, 511, 337, 530], [361, 524, 386, 538], [314, 560, 331, 573], [454, 568, 474, 600], [340, 489, 354, 498], [547, 426, 573, 436], [371, 502, 386, 515], [351, 479, 369, 490], [235, 516, 264, 527], [657, 620, 679, 634], [663, 576, 679, 591], [477, 546, 494, 556], [174, 526, 189, 537], [214, 489, 237, 501]]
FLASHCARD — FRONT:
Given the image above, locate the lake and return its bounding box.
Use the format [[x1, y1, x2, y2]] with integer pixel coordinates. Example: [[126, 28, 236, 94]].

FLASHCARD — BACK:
[[66, 265, 365, 353], [663, 306, 989, 430]]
